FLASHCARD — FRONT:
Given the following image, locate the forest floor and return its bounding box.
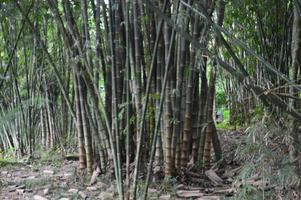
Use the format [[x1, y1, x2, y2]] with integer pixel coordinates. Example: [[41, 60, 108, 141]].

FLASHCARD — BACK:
[[0, 129, 289, 200]]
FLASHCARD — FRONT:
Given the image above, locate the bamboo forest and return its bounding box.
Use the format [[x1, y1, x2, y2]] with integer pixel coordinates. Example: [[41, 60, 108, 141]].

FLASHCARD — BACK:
[[1, 0, 301, 199]]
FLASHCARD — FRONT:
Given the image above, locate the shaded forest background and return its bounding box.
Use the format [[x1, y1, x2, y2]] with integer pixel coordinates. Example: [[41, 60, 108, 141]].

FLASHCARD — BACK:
[[1, 0, 301, 199]]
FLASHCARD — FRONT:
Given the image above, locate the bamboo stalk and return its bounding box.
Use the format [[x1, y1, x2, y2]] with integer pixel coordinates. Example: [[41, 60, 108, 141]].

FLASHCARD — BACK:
[[132, 1, 169, 198]]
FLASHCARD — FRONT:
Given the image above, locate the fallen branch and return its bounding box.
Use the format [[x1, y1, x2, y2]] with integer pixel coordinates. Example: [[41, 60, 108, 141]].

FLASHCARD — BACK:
[[205, 170, 224, 186]]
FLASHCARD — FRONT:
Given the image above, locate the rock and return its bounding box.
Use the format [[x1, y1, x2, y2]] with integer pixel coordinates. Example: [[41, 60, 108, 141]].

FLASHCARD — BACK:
[[96, 181, 107, 190], [63, 172, 72, 177], [33, 195, 48, 200], [78, 191, 87, 199], [28, 175, 36, 179], [87, 186, 97, 191], [59, 198, 70, 200], [8, 185, 16, 190], [204, 170, 224, 186], [68, 188, 79, 194], [43, 170, 54, 175], [1, 171, 8, 175], [176, 184, 185, 190], [177, 190, 204, 198], [16, 189, 25, 194], [159, 194, 171, 200], [89, 166, 101, 185], [150, 196, 169, 200], [8, 188, 16, 192], [107, 185, 116, 193], [148, 188, 158, 193], [60, 181, 68, 187], [196, 196, 221, 200], [16, 184, 26, 189], [43, 188, 50, 195], [99, 192, 114, 200]]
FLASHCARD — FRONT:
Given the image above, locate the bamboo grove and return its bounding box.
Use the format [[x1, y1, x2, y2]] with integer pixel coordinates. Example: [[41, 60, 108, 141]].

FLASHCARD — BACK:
[[1, 0, 301, 199]]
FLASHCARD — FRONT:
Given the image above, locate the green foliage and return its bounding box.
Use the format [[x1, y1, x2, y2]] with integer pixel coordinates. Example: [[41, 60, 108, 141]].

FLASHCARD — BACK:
[[216, 91, 227, 108], [223, 109, 230, 121], [216, 109, 237, 130], [254, 106, 263, 119], [130, 114, 136, 125], [215, 76, 227, 108], [150, 92, 161, 100]]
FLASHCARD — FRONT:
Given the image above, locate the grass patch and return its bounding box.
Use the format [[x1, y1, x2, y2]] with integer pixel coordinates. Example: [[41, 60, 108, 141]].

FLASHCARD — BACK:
[[39, 148, 63, 166], [0, 154, 22, 167], [25, 148, 64, 171], [0, 157, 21, 167]]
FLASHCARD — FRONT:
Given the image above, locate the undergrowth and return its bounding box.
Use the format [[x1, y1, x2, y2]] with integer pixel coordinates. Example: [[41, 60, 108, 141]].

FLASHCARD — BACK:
[[0, 158, 20, 167], [231, 116, 301, 199], [0, 149, 21, 167]]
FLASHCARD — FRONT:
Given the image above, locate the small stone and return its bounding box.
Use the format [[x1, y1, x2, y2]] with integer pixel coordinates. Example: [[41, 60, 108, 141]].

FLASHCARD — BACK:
[[59, 198, 70, 200], [43, 170, 54, 175], [33, 195, 48, 200], [60, 181, 68, 187], [159, 194, 171, 200], [99, 192, 114, 200], [63, 173, 72, 177], [16, 184, 26, 189], [96, 181, 107, 189], [176, 184, 185, 189], [107, 185, 116, 193], [28, 175, 36, 179], [1, 171, 8, 175], [43, 188, 50, 195], [148, 188, 158, 193], [68, 189, 79, 194], [16, 189, 24, 194], [87, 186, 97, 191], [78, 191, 87, 199]]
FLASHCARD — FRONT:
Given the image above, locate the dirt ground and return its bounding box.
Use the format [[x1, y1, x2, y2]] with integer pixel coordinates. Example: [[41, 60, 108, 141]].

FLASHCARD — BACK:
[[0, 131, 245, 200]]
